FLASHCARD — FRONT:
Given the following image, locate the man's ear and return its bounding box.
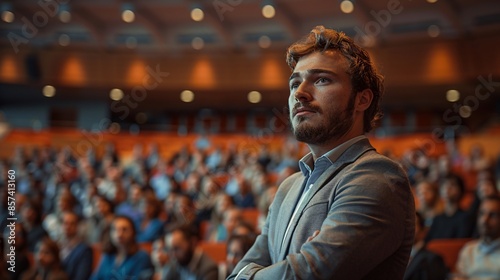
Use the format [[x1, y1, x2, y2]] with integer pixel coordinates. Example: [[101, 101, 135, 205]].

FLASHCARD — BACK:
[[356, 89, 373, 112]]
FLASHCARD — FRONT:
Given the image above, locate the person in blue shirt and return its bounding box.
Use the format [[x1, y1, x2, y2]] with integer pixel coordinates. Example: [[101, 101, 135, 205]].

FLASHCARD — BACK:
[[92, 215, 154, 280]]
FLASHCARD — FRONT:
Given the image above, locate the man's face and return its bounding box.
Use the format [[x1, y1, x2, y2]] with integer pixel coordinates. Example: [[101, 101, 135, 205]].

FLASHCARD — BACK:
[[288, 50, 356, 145], [111, 218, 134, 247], [440, 179, 461, 203], [166, 231, 194, 267], [478, 200, 500, 241], [62, 213, 79, 238]]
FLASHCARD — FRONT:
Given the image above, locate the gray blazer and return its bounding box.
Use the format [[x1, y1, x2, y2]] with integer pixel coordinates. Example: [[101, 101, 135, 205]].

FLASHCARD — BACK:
[[228, 139, 415, 280]]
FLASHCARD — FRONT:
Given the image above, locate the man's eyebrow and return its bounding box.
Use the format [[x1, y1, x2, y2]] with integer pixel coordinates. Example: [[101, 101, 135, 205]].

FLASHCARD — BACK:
[[289, 69, 338, 81]]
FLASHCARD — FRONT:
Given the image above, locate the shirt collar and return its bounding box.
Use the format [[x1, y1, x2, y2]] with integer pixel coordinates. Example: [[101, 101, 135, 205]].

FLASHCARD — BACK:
[[478, 237, 500, 255], [299, 135, 367, 176]]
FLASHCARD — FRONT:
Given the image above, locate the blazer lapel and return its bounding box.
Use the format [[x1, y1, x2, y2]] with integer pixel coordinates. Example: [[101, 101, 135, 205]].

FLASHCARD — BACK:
[[277, 139, 375, 260], [275, 175, 306, 260]]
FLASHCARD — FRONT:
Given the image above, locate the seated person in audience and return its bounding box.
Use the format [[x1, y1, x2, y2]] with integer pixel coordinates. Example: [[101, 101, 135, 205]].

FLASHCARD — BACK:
[[58, 211, 93, 280], [208, 207, 243, 242], [467, 175, 499, 238], [416, 180, 444, 227], [222, 234, 256, 279], [85, 195, 115, 244], [137, 196, 164, 242], [151, 236, 168, 280], [43, 188, 78, 240], [463, 144, 491, 173], [115, 182, 144, 227], [92, 215, 153, 280], [205, 193, 234, 240], [3, 223, 31, 280], [453, 195, 500, 279], [164, 194, 200, 235], [426, 173, 472, 241], [232, 221, 256, 238], [195, 175, 220, 221], [231, 176, 255, 209], [160, 225, 218, 280], [404, 212, 448, 280], [21, 237, 68, 280], [149, 159, 173, 201], [20, 198, 47, 252]]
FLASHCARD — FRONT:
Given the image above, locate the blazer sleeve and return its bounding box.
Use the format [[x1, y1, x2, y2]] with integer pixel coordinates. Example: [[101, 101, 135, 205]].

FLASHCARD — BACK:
[[226, 199, 275, 280], [233, 158, 413, 279]]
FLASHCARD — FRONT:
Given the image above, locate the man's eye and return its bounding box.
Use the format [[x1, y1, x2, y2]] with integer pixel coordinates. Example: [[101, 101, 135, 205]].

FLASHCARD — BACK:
[[290, 82, 300, 89], [316, 77, 329, 84]]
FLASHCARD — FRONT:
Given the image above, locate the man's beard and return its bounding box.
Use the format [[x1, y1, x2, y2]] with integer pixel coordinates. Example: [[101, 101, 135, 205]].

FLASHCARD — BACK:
[[291, 94, 356, 145], [177, 248, 194, 267]]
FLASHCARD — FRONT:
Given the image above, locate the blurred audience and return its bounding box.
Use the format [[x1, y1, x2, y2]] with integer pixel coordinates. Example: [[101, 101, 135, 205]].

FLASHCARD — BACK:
[[221, 234, 256, 279], [20, 198, 47, 252], [161, 225, 218, 280], [20, 237, 68, 280], [454, 195, 500, 279], [137, 196, 164, 242], [3, 137, 500, 279], [415, 180, 444, 227], [426, 173, 472, 241], [92, 215, 153, 280], [58, 211, 93, 280], [403, 212, 448, 280]]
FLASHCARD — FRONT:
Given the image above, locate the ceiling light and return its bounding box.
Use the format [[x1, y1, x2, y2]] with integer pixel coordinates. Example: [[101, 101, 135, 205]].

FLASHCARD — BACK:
[[1, 11, 14, 23], [1, 3, 14, 23], [121, 4, 135, 23], [340, 0, 354, 14], [459, 105, 471, 118], [258, 35, 271, 48], [427, 0, 438, 3], [192, 37, 204, 50], [180, 90, 195, 102], [43, 85, 56, 97], [191, 8, 204, 21], [446, 90, 460, 102], [59, 4, 71, 23], [110, 88, 124, 101], [248, 91, 262, 103], [428, 25, 440, 38], [59, 34, 70, 46], [262, 5, 275, 18]]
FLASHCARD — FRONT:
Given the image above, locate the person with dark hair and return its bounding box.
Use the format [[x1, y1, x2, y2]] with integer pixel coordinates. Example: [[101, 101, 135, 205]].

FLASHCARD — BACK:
[[160, 225, 218, 280], [137, 196, 164, 242], [58, 211, 93, 280], [415, 180, 444, 227], [426, 173, 472, 241], [229, 26, 414, 279], [20, 237, 68, 280], [404, 212, 448, 280], [85, 195, 115, 244], [92, 215, 153, 280], [223, 234, 256, 279], [454, 195, 500, 279], [20, 198, 47, 252]]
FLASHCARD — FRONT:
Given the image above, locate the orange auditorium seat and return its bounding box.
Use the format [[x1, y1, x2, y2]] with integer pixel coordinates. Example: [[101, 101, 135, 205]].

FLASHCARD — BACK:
[[426, 238, 472, 272], [241, 208, 260, 229], [199, 241, 227, 264]]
